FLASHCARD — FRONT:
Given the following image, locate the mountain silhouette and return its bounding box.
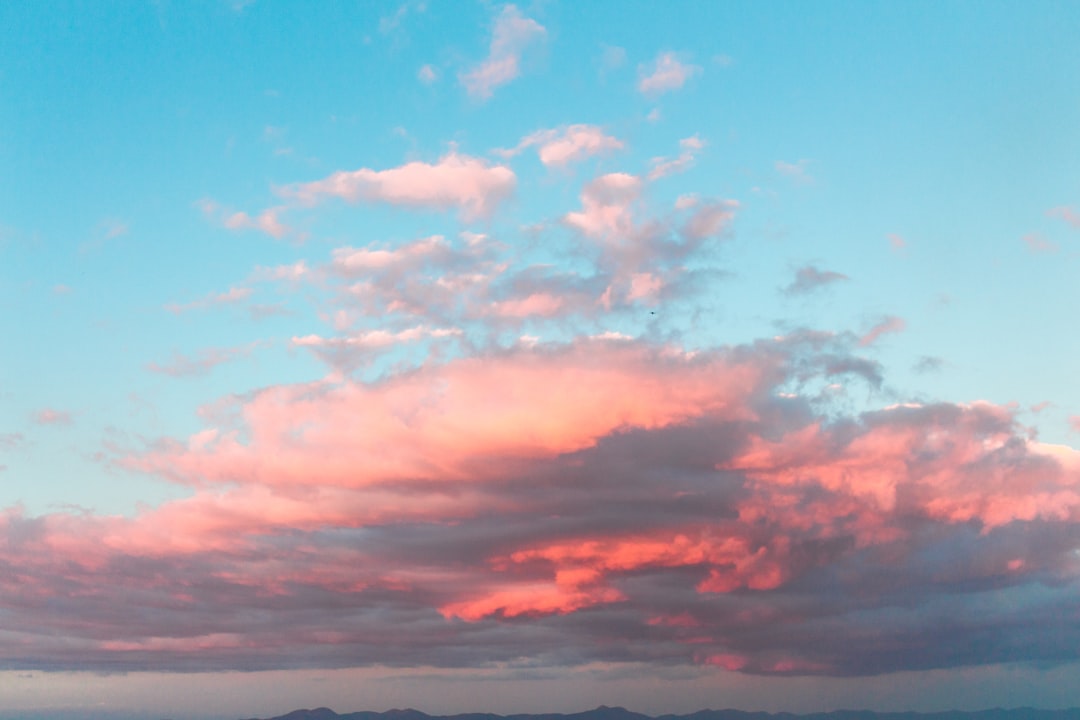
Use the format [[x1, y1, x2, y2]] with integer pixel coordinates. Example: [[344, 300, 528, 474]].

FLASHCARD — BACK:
[[242, 706, 1080, 720]]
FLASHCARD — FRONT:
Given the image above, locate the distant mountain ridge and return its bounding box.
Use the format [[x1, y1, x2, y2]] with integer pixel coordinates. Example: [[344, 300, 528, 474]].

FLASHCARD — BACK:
[[243, 705, 1080, 720]]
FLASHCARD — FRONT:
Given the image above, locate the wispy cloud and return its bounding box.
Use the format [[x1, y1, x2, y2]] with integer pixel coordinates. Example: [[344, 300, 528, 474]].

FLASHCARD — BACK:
[[32, 408, 73, 426], [146, 345, 257, 378], [859, 316, 907, 346], [783, 265, 849, 295], [647, 135, 705, 180], [199, 200, 293, 240], [417, 64, 439, 84], [1023, 233, 1059, 254], [0, 433, 26, 451], [638, 52, 700, 96], [164, 287, 252, 315], [497, 125, 624, 167], [460, 5, 546, 100], [1048, 205, 1080, 229], [775, 159, 813, 184]]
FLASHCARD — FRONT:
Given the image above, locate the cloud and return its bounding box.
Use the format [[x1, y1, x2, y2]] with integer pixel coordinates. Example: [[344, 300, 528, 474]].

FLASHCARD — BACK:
[[1023, 233, 1059, 254], [775, 160, 813, 185], [859, 316, 906, 346], [680, 199, 738, 241], [223, 207, 292, 239], [165, 286, 252, 315], [498, 125, 624, 167], [281, 152, 516, 221], [600, 45, 627, 72], [418, 64, 439, 84], [647, 136, 705, 181], [32, 408, 73, 426], [0, 433, 26, 451], [379, 1, 424, 35], [460, 5, 546, 100], [783, 266, 849, 296], [638, 52, 700, 96], [292, 326, 462, 372], [146, 345, 256, 377], [199, 200, 294, 240], [563, 173, 643, 240], [3, 335, 1080, 677], [248, 303, 292, 321], [912, 356, 944, 374], [1047, 205, 1080, 229]]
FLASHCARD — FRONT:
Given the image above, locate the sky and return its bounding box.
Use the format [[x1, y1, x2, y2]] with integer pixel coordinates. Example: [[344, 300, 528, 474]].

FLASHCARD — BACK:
[[2, 1, 1080, 718]]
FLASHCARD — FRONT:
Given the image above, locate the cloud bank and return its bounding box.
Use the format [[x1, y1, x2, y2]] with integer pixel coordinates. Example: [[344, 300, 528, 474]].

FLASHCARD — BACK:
[[3, 331, 1080, 677]]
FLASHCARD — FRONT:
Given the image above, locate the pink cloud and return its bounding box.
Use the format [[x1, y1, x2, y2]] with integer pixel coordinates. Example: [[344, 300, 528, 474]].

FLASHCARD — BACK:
[[291, 326, 461, 370], [1048, 205, 1080, 228], [417, 64, 438, 84], [498, 125, 624, 167], [638, 52, 700, 96], [332, 235, 450, 273], [164, 286, 252, 315], [859, 316, 907, 346], [563, 173, 642, 239], [134, 339, 766, 490], [460, 5, 546, 100], [647, 135, 705, 180], [250, 260, 309, 283], [223, 206, 292, 239], [1023, 232, 1059, 254], [485, 292, 566, 318], [281, 152, 516, 221], [32, 408, 72, 426], [2, 335, 1080, 676], [627, 272, 663, 303]]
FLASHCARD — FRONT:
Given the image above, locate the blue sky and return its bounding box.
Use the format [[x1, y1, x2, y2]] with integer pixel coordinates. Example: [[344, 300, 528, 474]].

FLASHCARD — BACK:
[[2, 1, 1080, 718]]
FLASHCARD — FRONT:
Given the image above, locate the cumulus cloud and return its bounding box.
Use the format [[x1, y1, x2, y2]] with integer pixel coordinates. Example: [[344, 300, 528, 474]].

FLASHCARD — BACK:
[[460, 5, 546, 100], [498, 125, 624, 167], [281, 152, 516, 221], [563, 173, 643, 240], [638, 52, 700, 96], [783, 266, 849, 296]]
